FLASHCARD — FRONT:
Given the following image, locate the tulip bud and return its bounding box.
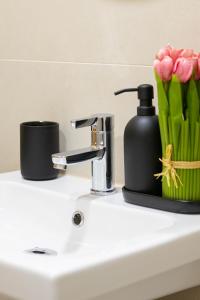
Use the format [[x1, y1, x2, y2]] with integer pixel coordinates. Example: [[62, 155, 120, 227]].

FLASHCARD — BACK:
[[180, 49, 194, 58], [173, 57, 193, 83], [156, 46, 171, 60], [154, 56, 174, 81], [169, 47, 183, 62]]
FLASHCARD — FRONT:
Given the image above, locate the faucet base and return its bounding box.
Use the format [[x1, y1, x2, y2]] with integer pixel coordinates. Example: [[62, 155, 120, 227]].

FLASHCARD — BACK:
[[90, 188, 116, 196]]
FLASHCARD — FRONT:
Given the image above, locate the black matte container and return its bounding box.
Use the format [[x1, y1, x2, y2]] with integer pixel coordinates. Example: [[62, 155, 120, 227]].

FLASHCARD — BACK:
[[20, 121, 59, 180], [115, 84, 162, 196], [124, 113, 162, 195]]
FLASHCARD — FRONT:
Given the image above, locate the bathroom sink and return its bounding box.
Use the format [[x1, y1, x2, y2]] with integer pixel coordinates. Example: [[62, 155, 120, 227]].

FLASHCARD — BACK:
[[1, 172, 200, 300]]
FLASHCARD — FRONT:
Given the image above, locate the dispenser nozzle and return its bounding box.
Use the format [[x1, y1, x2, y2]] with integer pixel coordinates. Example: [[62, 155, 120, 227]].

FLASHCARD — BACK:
[[114, 88, 138, 96], [114, 84, 155, 116]]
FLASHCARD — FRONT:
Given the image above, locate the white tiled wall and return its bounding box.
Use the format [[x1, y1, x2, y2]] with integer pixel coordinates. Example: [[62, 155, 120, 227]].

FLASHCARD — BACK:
[[0, 0, 200, 298], [1, 0, 200, 65]]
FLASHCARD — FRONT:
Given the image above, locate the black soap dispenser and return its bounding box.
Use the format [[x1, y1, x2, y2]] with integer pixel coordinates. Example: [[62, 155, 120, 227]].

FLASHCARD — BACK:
[[115, 84, 162, 196]]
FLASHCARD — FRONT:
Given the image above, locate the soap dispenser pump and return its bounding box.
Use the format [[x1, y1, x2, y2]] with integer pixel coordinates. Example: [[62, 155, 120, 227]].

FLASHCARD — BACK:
[[115, 84, 162, 196]]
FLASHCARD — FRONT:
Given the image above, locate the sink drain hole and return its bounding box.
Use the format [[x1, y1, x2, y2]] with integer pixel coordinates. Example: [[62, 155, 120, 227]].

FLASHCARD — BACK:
[[72, 211, 84, 226], [25, 247, 57, 256]]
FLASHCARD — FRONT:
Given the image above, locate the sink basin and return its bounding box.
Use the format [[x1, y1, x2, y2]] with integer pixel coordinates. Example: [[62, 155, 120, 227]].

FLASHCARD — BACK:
[[0, 181, 173, 255], [0, 172, 200, 300]]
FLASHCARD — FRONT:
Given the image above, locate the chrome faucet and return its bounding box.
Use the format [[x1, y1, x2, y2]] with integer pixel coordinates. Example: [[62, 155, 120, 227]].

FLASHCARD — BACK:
[[52, 114, 115, 195]]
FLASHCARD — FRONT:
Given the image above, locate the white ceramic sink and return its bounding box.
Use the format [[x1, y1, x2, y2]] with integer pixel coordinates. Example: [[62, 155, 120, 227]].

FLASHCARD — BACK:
[[1, 172, 200, 300]]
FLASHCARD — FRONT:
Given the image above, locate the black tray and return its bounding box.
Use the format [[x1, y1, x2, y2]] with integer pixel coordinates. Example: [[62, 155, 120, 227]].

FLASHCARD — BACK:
[[122, 187, 200, 214]]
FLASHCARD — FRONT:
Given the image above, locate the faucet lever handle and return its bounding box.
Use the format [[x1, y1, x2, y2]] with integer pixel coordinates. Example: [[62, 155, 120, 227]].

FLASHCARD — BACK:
[[71, 114, 114, 132], [71, 117, 97, 129]]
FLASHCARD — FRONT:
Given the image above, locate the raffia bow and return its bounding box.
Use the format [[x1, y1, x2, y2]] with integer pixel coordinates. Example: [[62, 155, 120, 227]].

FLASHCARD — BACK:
[[154, 144, 182, 188], [155, 144, 200, 188]]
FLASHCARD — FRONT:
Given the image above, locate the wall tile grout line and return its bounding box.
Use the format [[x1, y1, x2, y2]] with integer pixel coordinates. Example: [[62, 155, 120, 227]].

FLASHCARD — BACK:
[[0, 58, 152, 68]]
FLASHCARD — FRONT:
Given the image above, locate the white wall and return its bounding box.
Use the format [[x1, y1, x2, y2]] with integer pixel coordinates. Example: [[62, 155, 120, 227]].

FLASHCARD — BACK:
[[0, 0, 200, 298]]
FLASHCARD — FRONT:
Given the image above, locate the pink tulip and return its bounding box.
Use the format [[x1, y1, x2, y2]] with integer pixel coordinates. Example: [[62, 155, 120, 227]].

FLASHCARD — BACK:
[[169, 46, 183, 62], [180, 49, 194, 58], [154, 56, 174, 81], [173, 57, 193, 83], [156, 45, 171, 60], [156, 45, 182, 62]]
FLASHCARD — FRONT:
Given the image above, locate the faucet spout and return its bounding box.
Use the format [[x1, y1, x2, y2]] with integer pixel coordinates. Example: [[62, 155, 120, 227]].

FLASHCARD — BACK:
[[52, 147, 105, 168]]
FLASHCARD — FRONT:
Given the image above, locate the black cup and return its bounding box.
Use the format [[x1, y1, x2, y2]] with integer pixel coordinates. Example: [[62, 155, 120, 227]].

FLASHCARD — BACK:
[[20, 121, 59, 180]]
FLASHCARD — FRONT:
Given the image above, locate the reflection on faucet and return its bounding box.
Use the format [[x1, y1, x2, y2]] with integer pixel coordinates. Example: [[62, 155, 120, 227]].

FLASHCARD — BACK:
[[52, 114, 115, 195]]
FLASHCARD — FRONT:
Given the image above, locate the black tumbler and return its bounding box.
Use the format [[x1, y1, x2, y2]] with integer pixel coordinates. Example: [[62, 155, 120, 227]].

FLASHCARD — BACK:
[[20, 121, 59, 180]]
